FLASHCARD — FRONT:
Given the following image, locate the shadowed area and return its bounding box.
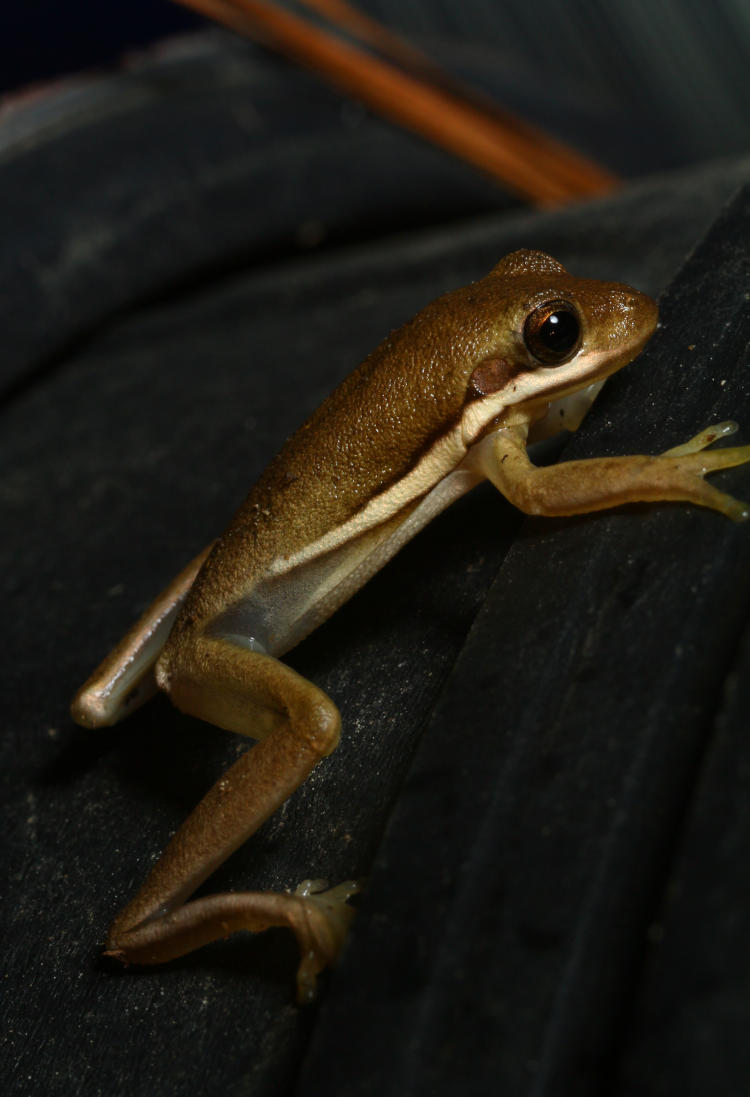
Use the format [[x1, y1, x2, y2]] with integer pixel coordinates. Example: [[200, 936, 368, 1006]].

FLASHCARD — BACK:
[[2, 29, 750, 1097]]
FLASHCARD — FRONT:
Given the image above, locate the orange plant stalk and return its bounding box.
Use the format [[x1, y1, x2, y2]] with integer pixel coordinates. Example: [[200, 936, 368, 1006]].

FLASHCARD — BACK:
[[173, 0, 619, 206]]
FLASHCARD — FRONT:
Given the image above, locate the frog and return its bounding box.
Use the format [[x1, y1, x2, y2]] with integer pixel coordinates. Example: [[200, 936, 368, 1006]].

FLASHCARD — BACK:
[[71, 249, 750, 1002]]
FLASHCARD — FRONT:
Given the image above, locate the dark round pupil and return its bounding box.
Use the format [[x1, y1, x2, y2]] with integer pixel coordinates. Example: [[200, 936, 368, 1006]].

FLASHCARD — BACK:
[[524, 300, 581, 364], [539, 309, 579, 353]]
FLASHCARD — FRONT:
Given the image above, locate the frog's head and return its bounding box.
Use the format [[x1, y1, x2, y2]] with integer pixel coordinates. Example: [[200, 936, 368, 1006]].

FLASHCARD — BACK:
[[454, 249, 659, 445]]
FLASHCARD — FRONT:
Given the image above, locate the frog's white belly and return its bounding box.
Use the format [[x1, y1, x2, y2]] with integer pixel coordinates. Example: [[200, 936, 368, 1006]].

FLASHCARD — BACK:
[[208, 464, 482, 657]]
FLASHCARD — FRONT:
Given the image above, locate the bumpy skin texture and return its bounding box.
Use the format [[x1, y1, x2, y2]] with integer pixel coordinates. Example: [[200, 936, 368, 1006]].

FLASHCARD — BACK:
[[71, 247, 750, 1005], [165, 250, 654, 654], [75, 249, 704, 1003]]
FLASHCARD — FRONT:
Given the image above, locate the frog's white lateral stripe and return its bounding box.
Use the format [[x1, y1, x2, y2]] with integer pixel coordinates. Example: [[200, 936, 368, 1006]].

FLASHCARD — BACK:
[[268, 347, 614, 580], [267, 427, 467, 578], [460, 349, 612, 445], [267, 464, 483, 655]]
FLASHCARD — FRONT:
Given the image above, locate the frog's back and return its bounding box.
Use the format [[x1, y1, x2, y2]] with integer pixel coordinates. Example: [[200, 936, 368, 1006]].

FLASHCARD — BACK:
[[162, 250, 618, 653], [170, 272, 513, 638]]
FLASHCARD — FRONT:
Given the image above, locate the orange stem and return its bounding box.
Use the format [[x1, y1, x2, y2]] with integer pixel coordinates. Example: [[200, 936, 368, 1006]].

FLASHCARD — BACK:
[[173, 0, 619, 206]]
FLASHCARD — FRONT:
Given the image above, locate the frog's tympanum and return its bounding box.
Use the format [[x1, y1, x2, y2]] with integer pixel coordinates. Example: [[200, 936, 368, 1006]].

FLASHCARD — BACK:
[[72, 251, 750, 1001]]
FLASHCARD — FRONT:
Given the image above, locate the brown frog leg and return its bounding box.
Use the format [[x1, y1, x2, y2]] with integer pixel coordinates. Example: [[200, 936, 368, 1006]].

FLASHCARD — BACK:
[[474, 421, 750, 521], [104, 636, 358, 1003], [71, 543, 215, 727]]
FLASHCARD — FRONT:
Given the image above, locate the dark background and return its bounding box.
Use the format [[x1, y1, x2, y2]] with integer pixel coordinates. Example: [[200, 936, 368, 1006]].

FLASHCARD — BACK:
[[1, 1, 199, 92], [2, 3, 750, 1096], [3, 0, 750, 174]]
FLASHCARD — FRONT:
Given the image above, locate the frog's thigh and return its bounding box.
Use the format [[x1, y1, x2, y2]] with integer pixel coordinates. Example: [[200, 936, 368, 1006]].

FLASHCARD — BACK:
[[477, 429, 750, 521], [107, 638, 348, 1000], [163, 633, 340, 750]]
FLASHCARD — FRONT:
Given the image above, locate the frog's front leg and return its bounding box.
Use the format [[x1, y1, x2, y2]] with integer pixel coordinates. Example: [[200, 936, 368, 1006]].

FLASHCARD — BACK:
[[105, 635, 358, 1003], [473, 421, 750, 521]]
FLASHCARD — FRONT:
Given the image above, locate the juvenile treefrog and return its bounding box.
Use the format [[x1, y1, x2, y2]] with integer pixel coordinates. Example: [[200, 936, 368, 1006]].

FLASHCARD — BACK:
[[72, 250, 750, 1001]]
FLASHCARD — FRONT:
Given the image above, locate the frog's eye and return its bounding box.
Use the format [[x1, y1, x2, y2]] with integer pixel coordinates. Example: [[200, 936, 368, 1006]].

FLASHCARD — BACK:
[[523, 300, 581, 365]]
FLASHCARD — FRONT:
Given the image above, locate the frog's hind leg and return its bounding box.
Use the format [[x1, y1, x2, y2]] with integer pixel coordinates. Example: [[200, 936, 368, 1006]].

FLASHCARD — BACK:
[[105, 635, 359, 1003], [71, 543, 214, 728]]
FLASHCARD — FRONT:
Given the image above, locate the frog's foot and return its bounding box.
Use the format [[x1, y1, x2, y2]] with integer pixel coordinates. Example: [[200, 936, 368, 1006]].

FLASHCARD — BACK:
[[477, 418, 750, 522], [661, 420, 739, 457], [659, 421, 750, 521], [104, 879, 362, 1005], [290, 879, 362, 1004]]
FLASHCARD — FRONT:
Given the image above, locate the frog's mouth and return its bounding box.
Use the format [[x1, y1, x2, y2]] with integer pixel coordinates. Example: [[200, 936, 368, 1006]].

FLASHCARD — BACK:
[[527, 380, 606, 443]]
